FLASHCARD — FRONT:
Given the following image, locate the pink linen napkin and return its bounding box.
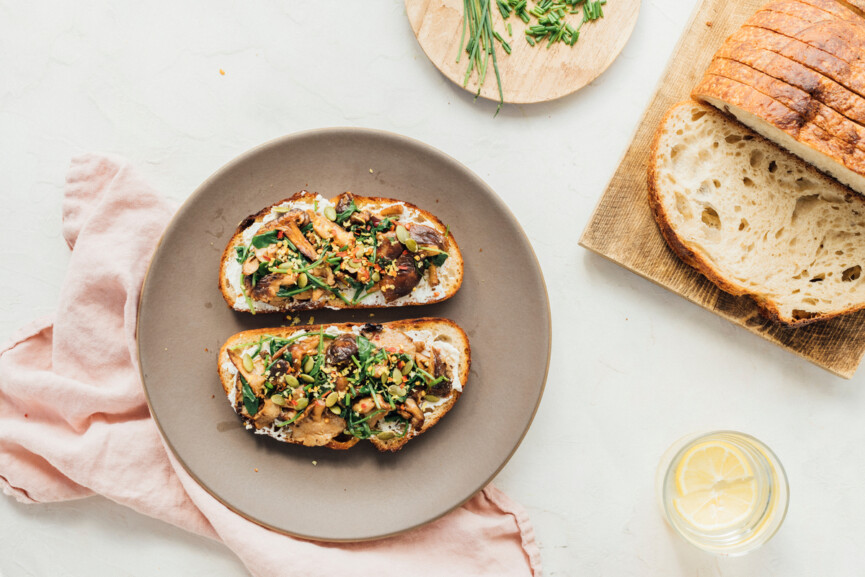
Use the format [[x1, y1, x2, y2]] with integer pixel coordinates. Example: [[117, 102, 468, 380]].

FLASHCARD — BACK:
[[0, 154, 542, 576]]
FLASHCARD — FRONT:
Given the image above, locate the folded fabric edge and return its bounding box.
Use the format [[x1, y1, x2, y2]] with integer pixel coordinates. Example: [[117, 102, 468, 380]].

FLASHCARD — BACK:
[[482, 485, 543, 576]]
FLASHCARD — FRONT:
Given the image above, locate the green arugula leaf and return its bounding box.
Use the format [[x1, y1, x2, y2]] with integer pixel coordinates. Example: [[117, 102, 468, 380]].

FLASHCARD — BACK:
[[239, 374, 259, 416], [251, 230, 280, 249], [356, 335, 373, 364], [430, 253, 448, 267], [235, 245, 249, 264], [336, 199, 357, 223]]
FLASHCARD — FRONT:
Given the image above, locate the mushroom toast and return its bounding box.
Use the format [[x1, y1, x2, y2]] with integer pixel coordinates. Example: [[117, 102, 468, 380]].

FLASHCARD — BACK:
[[218, 319, 470, 452], [219, 191, 463, 313]]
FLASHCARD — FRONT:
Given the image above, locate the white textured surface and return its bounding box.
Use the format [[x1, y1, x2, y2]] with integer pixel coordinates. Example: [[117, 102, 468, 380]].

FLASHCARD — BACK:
[[2, 0, 863, 575]]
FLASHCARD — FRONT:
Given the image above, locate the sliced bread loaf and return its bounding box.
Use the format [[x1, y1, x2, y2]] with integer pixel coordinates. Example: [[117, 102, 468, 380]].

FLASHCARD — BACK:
[[715, 42, 865, 126], [726, 27, 865, 99], [751, 7, 865, 64], [693, 74, 865, 194], [649, 101, 865, 325], [705, 58, 865, 150]]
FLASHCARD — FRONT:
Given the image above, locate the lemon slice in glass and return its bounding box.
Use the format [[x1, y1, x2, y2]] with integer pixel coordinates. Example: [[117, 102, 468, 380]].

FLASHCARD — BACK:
[[673, 441, 757, 531]]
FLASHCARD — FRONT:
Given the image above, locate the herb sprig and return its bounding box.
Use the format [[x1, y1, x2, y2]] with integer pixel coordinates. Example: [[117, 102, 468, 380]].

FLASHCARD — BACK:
[[457, 0, 608, 113]]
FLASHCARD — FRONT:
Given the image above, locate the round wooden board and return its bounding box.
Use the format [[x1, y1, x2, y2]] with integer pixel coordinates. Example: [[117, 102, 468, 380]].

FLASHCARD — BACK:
[[407, 0, 641, 104]]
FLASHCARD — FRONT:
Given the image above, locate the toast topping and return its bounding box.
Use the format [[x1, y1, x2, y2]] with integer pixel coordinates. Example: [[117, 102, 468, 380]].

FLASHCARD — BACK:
[[232, 192, 451, 312], [226, 324, 456, 446]]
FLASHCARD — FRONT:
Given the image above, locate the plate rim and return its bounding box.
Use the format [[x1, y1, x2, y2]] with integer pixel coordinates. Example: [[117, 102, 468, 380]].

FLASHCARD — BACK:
[[137, 126, 552, 541]]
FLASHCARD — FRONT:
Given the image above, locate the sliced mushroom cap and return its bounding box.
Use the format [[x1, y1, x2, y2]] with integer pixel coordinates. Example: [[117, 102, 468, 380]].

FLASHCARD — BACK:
[[366, 327, 417, 354], [281, 220, 319, 262], [242, 256, 261, 276], [430, 347, 453, 397], [227, 348, 267, 396], [290, 400, 346, 446], [288, 336, 321, 371], [326, 334, 358, 366], [252, 398, 281, 429], [249, 272, 299, 301], [308, 210, 354, 248], [334, 192, 355, 215], [376, 232, 404, 261], [350, 211, 370, 225], [398, 397, 424, 428], [409, 224, 447, 252], [381, 253, 421, 302], [266, 358, 292, 390]]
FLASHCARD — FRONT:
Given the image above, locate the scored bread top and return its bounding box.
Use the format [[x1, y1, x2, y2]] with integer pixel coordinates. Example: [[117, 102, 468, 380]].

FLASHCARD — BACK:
[[714, 40, 865, 127], [693, 73, 865, 194], [704, 58, 865, 152], [649, 101, 865, 325], [217, 318, 470, 452], [219, 191, 463, 313]]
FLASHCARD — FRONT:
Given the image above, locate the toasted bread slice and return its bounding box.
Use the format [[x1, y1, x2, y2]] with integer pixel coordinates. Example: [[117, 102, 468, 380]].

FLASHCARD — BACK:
[[649, 101, 865, 325], [219, 191, 463, 313], [217, 318, 470, 452]]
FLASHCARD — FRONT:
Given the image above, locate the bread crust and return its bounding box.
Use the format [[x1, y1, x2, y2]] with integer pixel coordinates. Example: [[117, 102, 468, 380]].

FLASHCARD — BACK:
[[217, 318, 470, 451], [706, 57, 865, 150], [766, 0, 865, 29], [219, 191, 464, 313], [692, 74, 865, 174], [648, 101, 865, 326], [716, 41, 865, 127], [725, 26, 865, 99], [747, 8, 865, 73]]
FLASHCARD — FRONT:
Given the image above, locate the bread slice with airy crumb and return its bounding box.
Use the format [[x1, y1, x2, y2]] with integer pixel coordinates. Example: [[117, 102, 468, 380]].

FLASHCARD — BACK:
[[649, 101, 865, 325], [219, 191, 463, 314], [218, 318, 470, 452]]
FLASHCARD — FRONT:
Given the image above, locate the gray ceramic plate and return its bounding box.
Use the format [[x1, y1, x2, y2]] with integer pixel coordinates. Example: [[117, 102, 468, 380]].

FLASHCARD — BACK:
[[138, 128, 551, 541]]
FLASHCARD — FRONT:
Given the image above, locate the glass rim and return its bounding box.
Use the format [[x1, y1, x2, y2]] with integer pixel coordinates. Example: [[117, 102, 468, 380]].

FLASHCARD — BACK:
[[658, 430, 790, 556]]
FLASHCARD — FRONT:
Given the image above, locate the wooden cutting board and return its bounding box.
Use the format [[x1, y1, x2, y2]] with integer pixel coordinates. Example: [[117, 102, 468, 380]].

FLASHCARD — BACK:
[[406, 0, 641, 103], [579, 0, 865, 379]]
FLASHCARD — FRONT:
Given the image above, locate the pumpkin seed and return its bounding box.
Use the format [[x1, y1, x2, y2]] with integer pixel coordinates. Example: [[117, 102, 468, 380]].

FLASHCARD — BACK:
[[396, 225, 409, 244], [380, 371, 388, 384], [272, 206, 291, 213], [405, 238, 419, 253], [297, 273, 308, 288], [371, 271, 381, 282], [303, 356, 314, 373], [388, 384, 402, 397], [324, 206, 337, 221], [376, 431, 395, 440], [325, 392, 339, 407], [271, 394, 286, 406], [393, 367, 403, 382], [424, 394, 440, 403], [300, 374, 315, 383], [329, 406, 341, 415], [402, 359, 414, 374], [285, 374, 299, 388], [241, 353, 254, 373], [294, 397, 309, 411]]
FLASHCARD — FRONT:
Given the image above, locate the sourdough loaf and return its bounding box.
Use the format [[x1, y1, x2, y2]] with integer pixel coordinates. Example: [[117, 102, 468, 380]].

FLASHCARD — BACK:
[[715, 41, 865, 126], [694, 0, 865, 195], [649, 101, 865, 325], [693, 74, 865, 193]]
